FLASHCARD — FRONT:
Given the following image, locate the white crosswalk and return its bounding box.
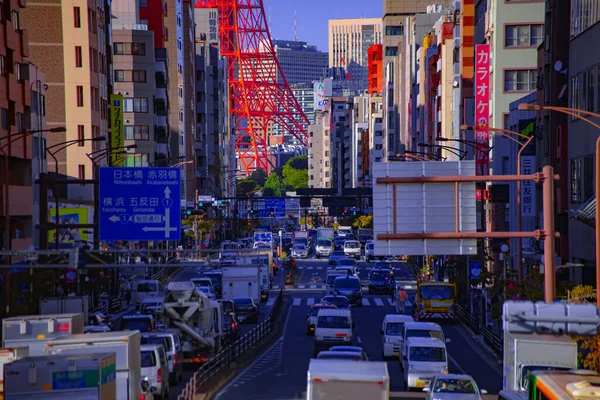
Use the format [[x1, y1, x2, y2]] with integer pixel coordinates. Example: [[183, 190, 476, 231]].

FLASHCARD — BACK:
[[292, 296, 397, 307]]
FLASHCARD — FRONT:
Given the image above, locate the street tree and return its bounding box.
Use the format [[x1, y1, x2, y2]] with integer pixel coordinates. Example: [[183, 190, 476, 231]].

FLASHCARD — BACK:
[[282, 164, 308, 189], [236, 178, 259, 197], [249, 168, 268, 186], [264, 173, 285, 196], [568, 284, 599, 372]]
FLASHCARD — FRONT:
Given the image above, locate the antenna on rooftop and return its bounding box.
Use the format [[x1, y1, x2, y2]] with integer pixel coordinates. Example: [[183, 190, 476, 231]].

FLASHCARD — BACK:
[[268, 6, 272, 28], [294, 9, 297, 41]]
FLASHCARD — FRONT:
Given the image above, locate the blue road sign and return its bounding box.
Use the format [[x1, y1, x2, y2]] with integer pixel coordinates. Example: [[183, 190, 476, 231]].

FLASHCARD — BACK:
[[254, 232, 273, 243], [99, 167, 181, 241], [469, 261, 482, 280], [263, 198, 285, 217]]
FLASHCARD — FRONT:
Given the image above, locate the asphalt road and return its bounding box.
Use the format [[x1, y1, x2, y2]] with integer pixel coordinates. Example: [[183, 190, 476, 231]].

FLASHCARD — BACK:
[[213, 257, 503, 400]]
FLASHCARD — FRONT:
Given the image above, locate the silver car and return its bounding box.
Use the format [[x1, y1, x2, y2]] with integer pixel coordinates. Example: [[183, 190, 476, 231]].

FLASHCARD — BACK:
[[292, 244, 309, 258], [424, 374, 487, 400]]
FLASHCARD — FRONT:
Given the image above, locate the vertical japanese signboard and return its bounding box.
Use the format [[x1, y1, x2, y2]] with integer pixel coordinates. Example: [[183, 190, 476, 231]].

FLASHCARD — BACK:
[[110, 94, 124, 167], [474, 44, 490, 176], [520, 156, 536, 217], [209, 11, 218, 41]]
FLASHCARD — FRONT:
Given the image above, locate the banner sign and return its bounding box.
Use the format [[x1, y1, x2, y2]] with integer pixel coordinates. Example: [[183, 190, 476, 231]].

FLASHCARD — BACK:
[[520, 156, 536, 217], [110, 94, 125, 167], [474, 44, 490, 176]]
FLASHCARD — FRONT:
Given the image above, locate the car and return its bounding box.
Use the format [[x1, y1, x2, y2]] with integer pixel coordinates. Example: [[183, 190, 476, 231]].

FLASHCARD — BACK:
[[332, 276, 362, 306], [222, 312, 241, 345], [381, 314, 414, 359], [291, 244, 309, 258], [315, 238, 334, 258], [306, 303, 337, 335], [365, 241, 375, 262], [253, 242, 271, 250], [313, 308, 354, 357], [334, 238, 346, 250], [343, 240, 361, 259], [325, 272, 345, 294], [316, 350, 366, 361], [336, 258, 357, 268], [402, 337, 448, 390], [424, 374, 488, 399], [140, 344, 170, 399], [141, 331, 184, 384], [368, 269, 392, 294], [121, 314, 155, 333], [329, 250, 346, 265], [320, 295, 350, 309], [232, 297, 259, 323], [374, 261, 393, 270], [202, 271, 223, 297], [328, 345, 369, 360], [196, 285, 216, 299]]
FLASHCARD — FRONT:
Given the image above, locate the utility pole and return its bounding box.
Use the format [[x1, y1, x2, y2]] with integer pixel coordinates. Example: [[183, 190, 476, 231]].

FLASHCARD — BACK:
[[194, 189, 199, 258]]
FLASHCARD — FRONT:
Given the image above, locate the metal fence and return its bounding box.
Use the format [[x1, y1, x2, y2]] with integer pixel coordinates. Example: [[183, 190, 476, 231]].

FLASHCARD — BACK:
[[455, 304, 503, 355], [177, 289, 284, 400]]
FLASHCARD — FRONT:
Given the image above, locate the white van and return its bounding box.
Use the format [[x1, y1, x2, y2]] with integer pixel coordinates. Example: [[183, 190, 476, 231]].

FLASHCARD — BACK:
[[400, 321, 450, 358], [141, 330, 184, 384], [133, 279, 161, 307], [140, 296, 164, 315], [402, 337, 448, 390], [141, 344, 170, 399], [381, 314, 414, 358], [313, 308, 354, 357]]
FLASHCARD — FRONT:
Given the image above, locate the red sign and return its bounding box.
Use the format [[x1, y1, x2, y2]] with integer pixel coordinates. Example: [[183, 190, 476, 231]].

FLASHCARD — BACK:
[[474, 44, 490, 176]]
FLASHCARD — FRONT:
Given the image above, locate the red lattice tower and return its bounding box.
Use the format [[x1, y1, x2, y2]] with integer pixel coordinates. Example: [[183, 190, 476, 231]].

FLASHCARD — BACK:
[[195, 0, 309, 174]]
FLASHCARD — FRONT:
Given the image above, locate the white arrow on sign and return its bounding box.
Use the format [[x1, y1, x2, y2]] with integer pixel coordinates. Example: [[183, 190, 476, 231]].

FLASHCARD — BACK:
[[109, 215, 120, 223], [142, 226, 178, 232]]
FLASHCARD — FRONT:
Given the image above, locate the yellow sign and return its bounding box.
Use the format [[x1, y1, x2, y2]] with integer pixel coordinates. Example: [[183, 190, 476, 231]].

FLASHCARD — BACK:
[[48, 207, 88, 247], [110, 94, 124, 166]]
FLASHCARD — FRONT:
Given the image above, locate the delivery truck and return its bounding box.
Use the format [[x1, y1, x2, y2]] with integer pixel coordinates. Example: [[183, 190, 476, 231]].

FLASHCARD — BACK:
[[46, 331, 140, 400], [0, 347, 29, 398], [2, 313, 85, 356], [234, 252, 273, 300], [221, 266, 261, 302], [40, 296, 90, 322], [306, 359, 389, 400], [3, 353, 116, 400]]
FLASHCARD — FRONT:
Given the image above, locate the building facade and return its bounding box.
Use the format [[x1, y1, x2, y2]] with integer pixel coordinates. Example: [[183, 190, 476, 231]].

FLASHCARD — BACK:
[[308, 107, 332, 189], [273, 40, 328, 85]]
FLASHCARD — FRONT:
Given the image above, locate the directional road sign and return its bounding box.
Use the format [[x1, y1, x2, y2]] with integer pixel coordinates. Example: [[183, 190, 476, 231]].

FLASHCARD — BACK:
[[263, 198, 285, 217], [99, 167, 181, 241], [254, 232, 273, 243]]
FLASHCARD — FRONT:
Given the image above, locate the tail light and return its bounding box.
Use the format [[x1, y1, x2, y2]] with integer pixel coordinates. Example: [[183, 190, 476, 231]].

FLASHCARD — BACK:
[[140, 395, 146, 400], [157, 366, 162, 383], [231, 322, 236, 330]]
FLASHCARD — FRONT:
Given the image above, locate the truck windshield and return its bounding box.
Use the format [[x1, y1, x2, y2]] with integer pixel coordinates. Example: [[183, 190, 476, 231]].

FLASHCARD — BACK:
[[409, 346, 446, 362], [141, 351, 157, 367], [142, 336, 172, 351], [317, 239, 332, 246], [317, 316, 351, 329], [420, 285, 454, 300], [385, 322, 404, 335], [121, 318, 152, 332], [191, 279, 211, 287], [203, 274, 221, 286], [140, 302, 162, 314], [344, 242, 360, 249], [137, 283, 159, 292], [334, 279, 360, 290]]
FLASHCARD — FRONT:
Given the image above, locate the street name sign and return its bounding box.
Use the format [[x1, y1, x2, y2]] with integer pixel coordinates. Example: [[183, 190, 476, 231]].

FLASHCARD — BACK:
[[263, 198, 285, 217], [99, 167, 181, 241]]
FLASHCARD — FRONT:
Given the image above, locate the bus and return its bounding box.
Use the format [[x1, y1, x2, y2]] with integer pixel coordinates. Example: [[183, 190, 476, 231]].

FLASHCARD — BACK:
[[527, 369, 600, 399]]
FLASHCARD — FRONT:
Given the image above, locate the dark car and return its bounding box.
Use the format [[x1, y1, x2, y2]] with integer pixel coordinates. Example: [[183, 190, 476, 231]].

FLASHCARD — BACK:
[[221, 312, 241, 344], [334, 238, 346, 250], [374, 261, 393, 271], [320, 295, 350, 309], [202, 271, 223, 297], [218, 299, 235, 315], [328, 250, 346, 265], [231, 297, 259, 323], [120, 314, 155, 332], [333, 276, 362, 306], [368, 269, 392, 294]]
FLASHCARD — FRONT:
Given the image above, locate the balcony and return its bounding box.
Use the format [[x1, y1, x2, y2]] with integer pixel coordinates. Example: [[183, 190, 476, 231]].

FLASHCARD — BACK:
[[155, 143, 168, 156], [155, 126, 168, 143], [156, 87, 167, 101], [155, 72, 167, 89], [155, 114, 167, 128]]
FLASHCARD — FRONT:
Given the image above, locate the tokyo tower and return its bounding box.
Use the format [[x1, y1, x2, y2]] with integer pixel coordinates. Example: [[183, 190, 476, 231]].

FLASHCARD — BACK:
[[195, 0, 310, 174]]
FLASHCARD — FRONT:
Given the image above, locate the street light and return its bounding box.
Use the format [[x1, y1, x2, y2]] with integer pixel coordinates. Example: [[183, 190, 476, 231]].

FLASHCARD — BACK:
[[417, 143, 467, 160], [435, 136, 492, 152], [171, 160, 193, 168], [518, 103, 600, 310], [460, 124, 535, 284]]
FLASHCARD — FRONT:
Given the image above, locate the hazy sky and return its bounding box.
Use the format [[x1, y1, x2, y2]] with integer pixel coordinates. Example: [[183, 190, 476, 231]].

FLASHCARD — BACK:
[[262, 0, 382, 52]]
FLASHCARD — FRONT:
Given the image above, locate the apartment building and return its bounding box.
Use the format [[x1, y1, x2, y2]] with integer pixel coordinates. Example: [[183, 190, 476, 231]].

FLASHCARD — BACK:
[[328, 18, 382, 90], [182, 0, 197, 205], [273, 40, 328, 85], [22, 0, 111, 197], [308, 107, 332, 189]]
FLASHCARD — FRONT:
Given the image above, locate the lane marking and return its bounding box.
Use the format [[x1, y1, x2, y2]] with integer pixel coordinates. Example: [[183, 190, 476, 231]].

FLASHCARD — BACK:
[[362, 298, 370, 306], [307, 266, 314, 270], [357, 336, 362, 344], [448, 353, 467, 375], [307, 298, 314, 306], [266, 297, 276, 306], [387, 298, 394, 305], [293, 298, 301, 306], [374, 298, 384, 306], [310, 285, 317, 289]]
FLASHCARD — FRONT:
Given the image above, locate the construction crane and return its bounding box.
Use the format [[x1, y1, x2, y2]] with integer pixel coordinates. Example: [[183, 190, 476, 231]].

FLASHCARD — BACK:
[[195, 0, 310, 174]]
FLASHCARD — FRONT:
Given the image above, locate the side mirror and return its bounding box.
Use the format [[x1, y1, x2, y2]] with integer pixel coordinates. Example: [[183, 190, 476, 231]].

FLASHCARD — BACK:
[[480, 389, 488, 394], [445, 338, 452, 343], [380, 329, 384, 335], [422, 387, 430, 392]]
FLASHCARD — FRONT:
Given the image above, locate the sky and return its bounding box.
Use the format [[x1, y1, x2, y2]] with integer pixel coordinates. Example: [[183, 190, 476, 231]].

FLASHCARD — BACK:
[[262, 0, 383, 52]]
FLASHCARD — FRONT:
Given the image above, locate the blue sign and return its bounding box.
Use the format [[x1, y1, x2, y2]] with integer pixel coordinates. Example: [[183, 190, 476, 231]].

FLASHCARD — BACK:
[[99, 167, 181, 241], [263, 198, 285, 217], [254, 232, 273, 243], [469, 261, 482, 280]]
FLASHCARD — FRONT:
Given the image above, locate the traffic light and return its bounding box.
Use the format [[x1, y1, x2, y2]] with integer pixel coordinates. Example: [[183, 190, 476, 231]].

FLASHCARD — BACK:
[[185, 209, 204, 216], [343, 209, 348, 215], [198, 202, 204, 207], [270, 211, 274, 216]]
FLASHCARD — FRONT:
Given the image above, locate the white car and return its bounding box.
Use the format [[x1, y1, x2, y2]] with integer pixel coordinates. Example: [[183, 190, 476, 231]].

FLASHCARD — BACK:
[[292, 244, 309, 258], [141, 344, 170, 399], [365, 241, 375, 262], [343, 240, 361, 259], [424, 374, 487, 400], [402, 337, 448, 390]]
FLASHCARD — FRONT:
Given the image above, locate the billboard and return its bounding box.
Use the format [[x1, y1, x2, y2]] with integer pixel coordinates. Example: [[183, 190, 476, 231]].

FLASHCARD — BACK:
[[474, 44, 490, 176], [520, 156, 536, 217], [313, 78, 332, 111], [49, 207, 89, 248], [110, 94, 124, 167]]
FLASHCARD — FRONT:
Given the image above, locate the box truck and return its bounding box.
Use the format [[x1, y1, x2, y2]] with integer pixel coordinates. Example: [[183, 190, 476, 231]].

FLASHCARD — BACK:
[[40, 297, 90, 322], [221, 266, 261, 302]]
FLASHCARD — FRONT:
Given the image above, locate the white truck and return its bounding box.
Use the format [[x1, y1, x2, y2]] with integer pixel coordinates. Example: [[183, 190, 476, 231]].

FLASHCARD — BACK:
[[3, 352, 117, 399], [294, 231, 309, 240], [39, 296, 90, 322], [2, 313, 85, 356], [46, 331, 140, 400], [307, 359, 389, 400], [503, 332, 578, 391], [317, 228, 334, 240], [336, 226, 352, 237], [162, 281, 223, 362], [234, 252, 273, 300], [0, 347, 29, 397], [221, 266, 261, 303]]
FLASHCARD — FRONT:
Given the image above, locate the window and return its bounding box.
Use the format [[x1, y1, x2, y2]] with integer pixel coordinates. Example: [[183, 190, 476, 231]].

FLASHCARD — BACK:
[[582, 68, 595, 112], [75, 46, 83, 67], [76, 85, 84, 106], [1, 108, 7, 130], [505, 24, 543, 47], [504, 69, 538, 92], [124, 125, 150, 140], [114, 70, 147, 82], [14, 62, 21, 81], [88, 9, 97, 33], [125, 153, 149, 167], [385, 25, 404, 35], [91, 87, 99, 111], [196, 70, 205, 80], [15, 112, 22, 131], [73, 6, 81, 28], [571, 0, 600, 38], [113, 42, 146, 56], [0, 56, 5, 77], [572, 157, 582, 203], [78, 164, 85, 180], [139, 0, 148, 6], [571, 155, 596, 203], [11, 10, 19, 30], [123, 97, 149, 113], [385, 46, 398, 56], [77, 125, 85, 145]]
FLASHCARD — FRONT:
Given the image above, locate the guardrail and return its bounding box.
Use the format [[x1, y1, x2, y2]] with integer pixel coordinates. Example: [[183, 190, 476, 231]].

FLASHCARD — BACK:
[[90, 295, 126, 316], [455, 304, 503, 355], [177, 289, 285, 400]]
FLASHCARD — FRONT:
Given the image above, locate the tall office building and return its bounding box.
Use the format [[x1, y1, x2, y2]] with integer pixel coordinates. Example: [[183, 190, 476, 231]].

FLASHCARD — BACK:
[[328, 18, 383, 89], [22, 0, 112, 198], [273, 40, 328, 85]]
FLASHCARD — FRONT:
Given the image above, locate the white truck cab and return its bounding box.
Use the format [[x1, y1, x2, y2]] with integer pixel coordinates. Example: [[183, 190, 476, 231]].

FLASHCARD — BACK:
[[381, 314, 414, 359], [313, 308, 354, 357], [402, 337, 448, 390]]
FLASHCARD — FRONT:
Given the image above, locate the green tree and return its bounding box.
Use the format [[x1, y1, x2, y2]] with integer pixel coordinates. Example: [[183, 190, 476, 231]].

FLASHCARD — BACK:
[[236, 179, 259, 197], [352, 215, 373, 229], [249, 168, 268, 186], [285, 155, 308, 170], [282, 164, 308, 189], [264, 173, 285, 196], [568, 285, 600, 372]]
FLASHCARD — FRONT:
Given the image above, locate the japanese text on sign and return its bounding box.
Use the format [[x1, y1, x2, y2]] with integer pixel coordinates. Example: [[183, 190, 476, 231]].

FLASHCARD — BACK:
[[474, 44, 491, 176], [520, 156, 536, 217]]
